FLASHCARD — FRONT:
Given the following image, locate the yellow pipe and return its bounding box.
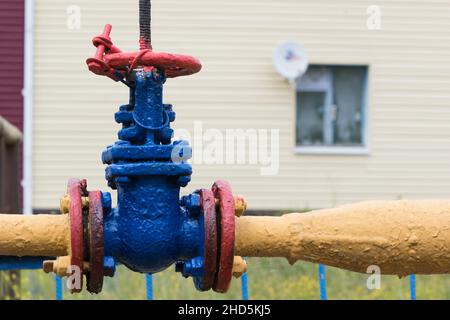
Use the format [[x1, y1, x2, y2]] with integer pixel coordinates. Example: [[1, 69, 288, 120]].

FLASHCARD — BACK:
[[235, 200, 450, 276], [0, 214, 70, 257], [1, 199, 450, 277]]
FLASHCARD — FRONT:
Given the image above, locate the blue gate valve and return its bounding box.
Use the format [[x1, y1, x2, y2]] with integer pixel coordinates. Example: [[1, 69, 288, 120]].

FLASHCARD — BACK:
[[0, 4, 246, 295], [44, 21, 245, 294]]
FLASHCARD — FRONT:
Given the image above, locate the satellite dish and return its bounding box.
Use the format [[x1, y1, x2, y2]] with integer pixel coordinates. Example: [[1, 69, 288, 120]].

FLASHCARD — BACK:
[[273, 41, 309, 82]]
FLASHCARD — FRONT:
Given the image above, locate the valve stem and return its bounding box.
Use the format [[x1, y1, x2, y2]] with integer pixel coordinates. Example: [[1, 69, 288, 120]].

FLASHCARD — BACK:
[[139, 0, 152, 50]]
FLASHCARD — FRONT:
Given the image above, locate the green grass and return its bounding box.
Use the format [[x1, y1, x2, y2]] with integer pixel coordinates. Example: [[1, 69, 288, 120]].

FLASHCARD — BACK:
[[13, 258, 450, 300]]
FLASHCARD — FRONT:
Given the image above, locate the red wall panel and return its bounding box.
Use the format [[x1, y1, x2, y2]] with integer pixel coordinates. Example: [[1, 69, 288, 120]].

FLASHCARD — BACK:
[[0, 1, 24, 210], [0, 0, 24, 130]]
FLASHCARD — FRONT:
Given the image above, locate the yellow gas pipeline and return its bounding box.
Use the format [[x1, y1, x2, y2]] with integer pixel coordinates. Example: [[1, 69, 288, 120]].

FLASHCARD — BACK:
[[1, 199, 450, 277], [235, 200, 450, 276], [0, 214, 70, 257]]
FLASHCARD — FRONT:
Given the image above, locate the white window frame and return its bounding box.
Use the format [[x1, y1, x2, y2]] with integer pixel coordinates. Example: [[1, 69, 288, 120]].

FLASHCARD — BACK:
[[294, 64, 369, 156]]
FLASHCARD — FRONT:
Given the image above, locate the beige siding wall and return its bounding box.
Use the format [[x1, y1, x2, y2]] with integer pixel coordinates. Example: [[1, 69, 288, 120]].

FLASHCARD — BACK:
[[33, 0, 450, 210]]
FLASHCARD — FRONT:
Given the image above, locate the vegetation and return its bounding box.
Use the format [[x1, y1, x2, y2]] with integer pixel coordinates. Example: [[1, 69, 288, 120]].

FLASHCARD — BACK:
[[11, 258, 450, 300]]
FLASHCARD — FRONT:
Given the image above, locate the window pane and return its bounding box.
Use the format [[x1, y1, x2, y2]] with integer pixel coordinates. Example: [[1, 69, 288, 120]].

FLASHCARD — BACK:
[[296, 91, 325, 146], [332, 66, 366, 146]]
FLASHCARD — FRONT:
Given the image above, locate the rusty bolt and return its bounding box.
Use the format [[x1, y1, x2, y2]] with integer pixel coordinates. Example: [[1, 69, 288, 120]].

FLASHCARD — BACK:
[[81, 196, 90, 209], [233, 195, 247, 217], [216, 195, 247, 217], [60, 195, 70, 214], [43, 256, 72, 277], [43, 260, 55, 273], [53, 256, 72, 277], [232, 256, 247, 278], [83, 261, 90, 273]]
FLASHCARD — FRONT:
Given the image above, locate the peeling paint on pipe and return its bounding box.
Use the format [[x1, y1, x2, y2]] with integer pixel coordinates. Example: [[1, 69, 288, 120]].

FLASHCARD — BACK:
[[0, 214, 70, 257], [235, 200, 450, 276]]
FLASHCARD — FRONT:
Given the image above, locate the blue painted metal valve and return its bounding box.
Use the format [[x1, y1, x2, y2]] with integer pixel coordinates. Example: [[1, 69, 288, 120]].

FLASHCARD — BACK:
[[79, 14, 240, 293], [102, 69, 203, 274], [0, 8, 243, 295], [85, 66, 239, 293], [66, 15, 241, 293], [11, 64, 239, 295]]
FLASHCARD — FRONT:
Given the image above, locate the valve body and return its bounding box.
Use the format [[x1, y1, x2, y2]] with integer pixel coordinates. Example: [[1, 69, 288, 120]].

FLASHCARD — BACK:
[[101, 70, 200, 274]]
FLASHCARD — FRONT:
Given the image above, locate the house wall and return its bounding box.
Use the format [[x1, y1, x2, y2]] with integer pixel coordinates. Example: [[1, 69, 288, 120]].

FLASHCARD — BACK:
[[32, 0, 450, 210]]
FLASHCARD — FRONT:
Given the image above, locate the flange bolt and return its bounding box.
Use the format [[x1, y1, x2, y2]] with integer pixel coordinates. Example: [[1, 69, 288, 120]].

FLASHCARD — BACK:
[[233, 195, 247, 217], [181, 257, 204, 278], [101, 192, 112, 216], [103, 256, 116, 277], [60, 195, 70, 214], [180, 194, 201, 216], [232, 256, 247, 278]]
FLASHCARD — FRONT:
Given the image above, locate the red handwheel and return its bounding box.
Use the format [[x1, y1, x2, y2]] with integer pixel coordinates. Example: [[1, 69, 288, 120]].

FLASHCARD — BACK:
[[86, 25, 202, 80], [105, 50, 202, 78]]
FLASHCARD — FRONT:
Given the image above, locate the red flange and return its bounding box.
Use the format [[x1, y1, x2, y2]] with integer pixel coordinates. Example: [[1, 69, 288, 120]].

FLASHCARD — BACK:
[[211, 180, 235, 293], [86, 190, 104, 294], [198, 189, 217, 291], [67, 179, 86, 293]]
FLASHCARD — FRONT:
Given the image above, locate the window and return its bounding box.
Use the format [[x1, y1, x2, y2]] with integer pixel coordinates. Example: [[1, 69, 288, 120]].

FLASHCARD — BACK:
[[295, 65, 368, 154]]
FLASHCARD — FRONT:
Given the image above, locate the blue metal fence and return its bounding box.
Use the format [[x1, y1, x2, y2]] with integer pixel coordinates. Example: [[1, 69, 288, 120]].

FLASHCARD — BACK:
[[55, 275, 63, 300], [318, 264, 328, 300], [47, 263, 418, 300], [146, 274, 153, 300], [241, 272, 249, 300], [410, 274, 416, 300]]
